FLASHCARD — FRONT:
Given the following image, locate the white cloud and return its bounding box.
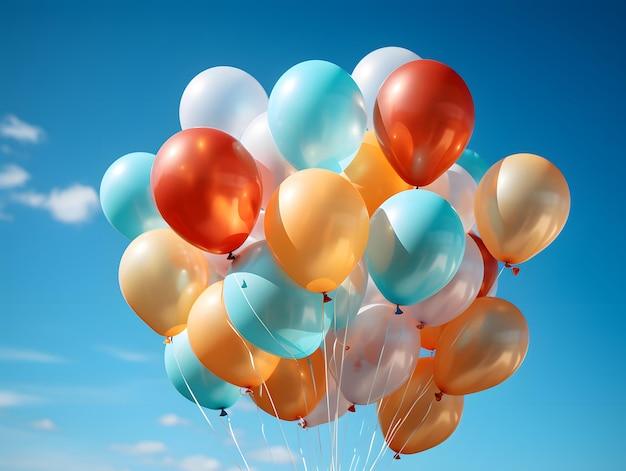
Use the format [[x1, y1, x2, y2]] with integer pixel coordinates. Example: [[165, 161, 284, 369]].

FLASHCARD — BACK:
[[110, 440, 167, 455], [0, 390, 43, 407], [12, 183, 100, 223], [98, 345, 152, 363], [158, 414, 190, 427], [32, 418, 58, 431], [248, 446, 294, 464], [163, 455, 222, 471], [0, 114, 45, 143], [0, 347, 66, 363], [0, 164, 30, 189]]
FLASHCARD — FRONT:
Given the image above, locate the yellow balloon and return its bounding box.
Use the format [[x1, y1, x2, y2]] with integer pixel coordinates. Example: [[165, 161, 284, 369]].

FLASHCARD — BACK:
[[344, 131, 412, 216], [264, 168, 370, 293], [251, 348, 327, 421], [433, 297, 530, 396], [474, 153, 570, 264], [378, 357, 464, 455], [118, 228, 210, 337], [186, 281, 280, 388]]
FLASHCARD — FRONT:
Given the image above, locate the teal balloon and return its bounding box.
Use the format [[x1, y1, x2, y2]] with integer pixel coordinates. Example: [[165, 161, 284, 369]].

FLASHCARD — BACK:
[[164, 329, 240, 411], [364, 189, 466, 307], [267, 60, 366, 172], [100, 152, 168, 239], [223, 241, 330, 359], [456, 148, 490, 184]]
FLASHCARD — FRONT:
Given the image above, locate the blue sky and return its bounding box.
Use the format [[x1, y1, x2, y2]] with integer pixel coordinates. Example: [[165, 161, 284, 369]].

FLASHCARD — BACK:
[[1, 1, 624, 470]]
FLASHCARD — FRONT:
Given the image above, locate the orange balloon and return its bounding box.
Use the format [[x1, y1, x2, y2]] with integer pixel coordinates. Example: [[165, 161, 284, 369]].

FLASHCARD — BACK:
[[378, 357, 464, 455], [474, 153, 570, 264], [373, 60, 474, 187], [251, 348, 327, 421], [151, 127, 263, 254], [344, 131, 412, 216], [469, 233, 499, 297], [187, 281, 280, 388], [118, 228, 209, 337], [419, 324, 446, 351], [434, 297, 529, 396], [264, 168, 370, 293]]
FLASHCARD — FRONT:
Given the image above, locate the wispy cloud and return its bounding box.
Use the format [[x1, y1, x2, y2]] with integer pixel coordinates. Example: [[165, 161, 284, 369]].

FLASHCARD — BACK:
[[158, 414, 190, 427], [0, 164, 30, 189], [162, 455, 223, 471], [110, 440, 167, 455], [98, 345, 153, 363], [0, 347, 67, 363], [12, 184, 99, 223], [32, 418, 58, 431], [0, 390, 44, 407], [248, 446, 295, 464], [0, 115, 45, 143]]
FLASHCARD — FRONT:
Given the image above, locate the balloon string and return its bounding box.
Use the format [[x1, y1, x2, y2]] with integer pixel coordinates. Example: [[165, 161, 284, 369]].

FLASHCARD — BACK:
[[170, 344, 247, 471], [222, 413, 251, 471], [320, 320, 336, 471]]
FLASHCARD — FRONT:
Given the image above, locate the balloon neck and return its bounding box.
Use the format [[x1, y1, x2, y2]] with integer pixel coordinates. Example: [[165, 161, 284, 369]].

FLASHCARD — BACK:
[[435, 391, 444, 402], [348, 404, 356, 413], [244, 388, 253, 395], [505, 262, 521, 276], [394, 305, 403, 315], [163, 336, 172, 344], [417, 322, 425, 329], [394, 453, 401, 460], [298, 417, 307, 429], [227, 252, 236, 260], [241, 279, 247, 289], [323, 292, 333, 303], [220, 408, 228, 417]]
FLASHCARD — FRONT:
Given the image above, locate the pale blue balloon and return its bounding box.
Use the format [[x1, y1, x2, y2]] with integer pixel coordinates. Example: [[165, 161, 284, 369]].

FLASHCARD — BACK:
[[164, 329, 240, 411], [456, 148, 490, 184], [223, 241, 330, 359], [364, 189, 466, 307], [267, 60, 367, 172], [100, 152, 168, 239]]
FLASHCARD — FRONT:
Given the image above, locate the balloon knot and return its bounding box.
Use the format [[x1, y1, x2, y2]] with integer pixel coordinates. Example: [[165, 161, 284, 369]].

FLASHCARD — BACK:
[[348, 404, 356, 413], [394, 453, 401, 460], [163, 337, 172, 344], [345, 345, 351, 351], [227, 252, 236, 260], [505, 262, 520, 276], [417, 322, 425, 329], [323, 292, 332, 303], [220, 408, 228, 417], [434, 391, 444, 402], [298, 417, 307, 429], [244, 388, 253, 395], [394, 305, 403, 315], [241, 279, 247, 289]]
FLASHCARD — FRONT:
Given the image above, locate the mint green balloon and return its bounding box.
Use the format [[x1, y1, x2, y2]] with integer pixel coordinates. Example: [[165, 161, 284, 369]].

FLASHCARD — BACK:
[[223, 241, 330, 359], [100, 152, 168, 239], [267, 60, 366, 172], [164, 329, 240, 411], [364, 189, 466, 307]]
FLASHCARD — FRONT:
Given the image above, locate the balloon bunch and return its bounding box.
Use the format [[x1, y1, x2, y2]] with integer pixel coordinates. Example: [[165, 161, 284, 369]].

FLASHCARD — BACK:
[[100, 46, 570, 463]]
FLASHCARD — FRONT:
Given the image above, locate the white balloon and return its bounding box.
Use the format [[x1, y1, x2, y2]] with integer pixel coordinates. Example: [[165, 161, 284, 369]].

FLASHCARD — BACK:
[[330, 304, 420, 405], [302, 374, 352, 428], [423, 164, 477, 232], [352, 46, 421, 130], [403, 234, 484, 326], [179, 66, 268, 139], [241, 112, 295, 208]]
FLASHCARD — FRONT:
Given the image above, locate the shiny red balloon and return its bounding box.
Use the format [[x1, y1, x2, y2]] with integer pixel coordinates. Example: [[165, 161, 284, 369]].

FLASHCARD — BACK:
[[151, 128, 262, 254], [373, 60, 474, 187]]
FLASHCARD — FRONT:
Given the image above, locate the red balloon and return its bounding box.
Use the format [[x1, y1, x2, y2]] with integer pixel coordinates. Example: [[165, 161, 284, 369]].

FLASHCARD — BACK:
[[469, 233, 499, 297], [151, 128, 262, 254], [373, 60, 474, 187]]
